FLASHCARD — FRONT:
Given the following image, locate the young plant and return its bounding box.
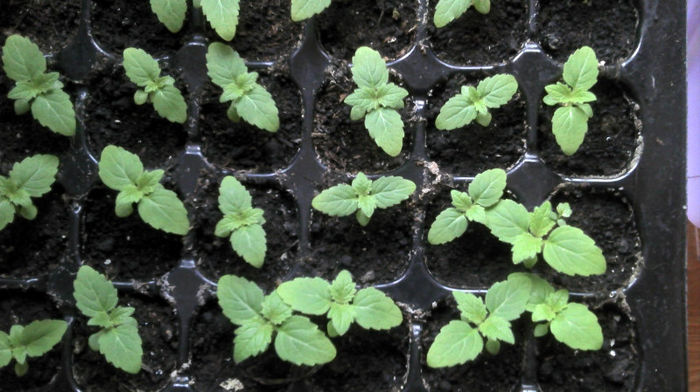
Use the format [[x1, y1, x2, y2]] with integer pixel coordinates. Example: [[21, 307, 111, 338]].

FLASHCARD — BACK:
[[97, 145, 190, 235], [205, 42, 279, 132], [1, 35, 76, 136], [215, 176, 267, 267], [510, 272, 603, 350], [433, 0, 491, 28], [73, 266, 143, 374], [435, 74, 518, 130], [427, 168, 506, 244], [277, 270, 403, 337], [217, 275, 336, 365], [484, 198, 606, 276], [426, 274, 531, 367], [0, 154, 59, 231], [542, 46, 599, 155], [150, 0, 239, 41], [0, 319, 67, 377], [311, 172, 416, 226], [291, 0, 331, 21], [122, 47, 187, 124], [344, 46, 409, 157]]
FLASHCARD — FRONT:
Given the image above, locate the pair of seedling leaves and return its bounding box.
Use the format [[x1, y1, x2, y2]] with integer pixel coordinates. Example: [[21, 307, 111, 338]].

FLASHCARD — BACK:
[[311, 172, 416, 226], [151, 0, 238, 41], [217, 270, 402, 365], [429, 168, 606, 277], [427, 272, 603, 368], [2, 35, 76, 136], [0, 319, 67, 377]]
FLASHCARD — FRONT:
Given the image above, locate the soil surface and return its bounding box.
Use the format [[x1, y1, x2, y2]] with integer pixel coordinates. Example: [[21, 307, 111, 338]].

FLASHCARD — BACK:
[[0, 0, 80, 54], [421, 296, 525, 391], [537, 79, 641, 177], [199, 73, 302, 172], [536, 302, 639, 391], [427, 0, 529, 66], [0, 290, 65, 390], [426, 73, 527, 176], [318, 0, 418, 61], [83, 63, 187, 169], [90, 0, 187, 56], [314, 64, 415, 173], [72, 293, 178, 392], [204, 0, 303, 62], [188, 171, 299, 289], [81, 186, 184, 281], [536, 0, 639, 64]]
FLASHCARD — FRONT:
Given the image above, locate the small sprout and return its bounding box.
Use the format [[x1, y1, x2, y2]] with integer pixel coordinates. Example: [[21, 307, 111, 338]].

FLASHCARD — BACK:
[[97, 145, 190, 235], [484, 198, 605, 276], [543, 46, 599, 155], [0, 154, 59, 231], [215, 176, 267, 268], [291, 0, 331, 21], [345, 46, 409, 157], [217, 275, 336, 365], [435, 74, 518, 130], [433, 0, 491, 28], [277, 270, 403, 337], [1, 35, 76, 136], [205, 42, 280, 132], [311, 172, 416, 226], [72, 266, 143, 374], [122, 47, 187, 124], [150, 0, 239, 41], [0, 319, 67, 377], [428, 168, 506, 244], [426, 274, 531, 368]]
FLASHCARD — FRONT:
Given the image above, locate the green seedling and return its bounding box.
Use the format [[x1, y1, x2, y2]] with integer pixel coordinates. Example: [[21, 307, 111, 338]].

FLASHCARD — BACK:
[[217, 275, 336, 365], [435, 74, 518, 130], [0, 154, 59, 231], [277, 270, 402, 337], [426, 274, 531, 367], [344, 46, 409, 157], [1, 35, 76, 136], [73, 266, 143, 374], [543, 46, 599, 155], [97, 145, 190, 235], [291, 0, 331, 21], [311, 172, 416, 226], [215, 176, 267, 267], [150, 0, 239, 41], [122, 47, 187, 123], [428, 168, 506, 244], [0, 319, 67, 377], [205, 42, 279, 132], [434, 0, 491, 28]]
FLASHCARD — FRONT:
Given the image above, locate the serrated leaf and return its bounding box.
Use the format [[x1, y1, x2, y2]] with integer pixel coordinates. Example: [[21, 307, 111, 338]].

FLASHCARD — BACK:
[[351, 172, 372, 195], [563, 46, 599, 91], [152, 84, 187, 123], [233, 318, 273, 363], [453, 291, 486, 324], [351, 47, 389, 89], [98, 146, 143, 191], [485, 275, 531, 321], [122, 48, 160, 86], [138, 186, 190, 235], [529, 201, 556, 237], [206, 42, 246, 86], [201, 0, 240, 41], [543, 226, 606, 276], [0, 200, 15, 231], [484, 199, 530, 244], [17, 320, 67, 358], [345, 86, 380, 114], [98, 322, 142, 374], [478, 316, 514, 344], [217, 275, 264, 324], [312, 184, 358, 216], [236, 84, 279, 132], [435, 94, 477, 130], [231, 224, 267, 267], [552, 105, 589, 156], [371, 175, 415, 208], [357, 195, 376, 218], [376, 83, 408, 109], [353, 288, 402, 330], [275, 316, 336, 366], [532, 303, 557, 322], [0, 331, 11, 367], [364, 108, 404, 157], [468, 168, 506, 208], [451, 190, 472, 212], [465, 204, 486, 223], [31, 89, 76, 136], [328, 303, 356, 336], [426, 320, 482, 367], [543, 83, 573, 106], [291, 0, 331, 21], [277, 277, 332, 315], [550, 303, 603, 350], [150, 0, 187, 32], [261, 292, 292, 325], [2, 35, 46, 82], [512, 233, 543, 264], [217, 176, 253, 215], [433, 0, 472, 28], [428, 208, 468, 245], [330, 270, 356, 304], [73, 266, 118, 318], [476, 74, 517, 108], [9, 154, 58, 198], [508, 272, 554, 308]]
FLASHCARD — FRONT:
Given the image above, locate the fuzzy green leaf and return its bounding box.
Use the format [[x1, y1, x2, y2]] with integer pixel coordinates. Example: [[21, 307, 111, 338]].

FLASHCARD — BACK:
[[261, 292, 293, 325], [217, 275, 264, 324], [277, 277, 332, 315], [433, 0, 472, 28], [275, 316, 336, 366], [0, 200, 14, 230], [468, 168, 506, 207], [427, 320, 483, 367], [512, 233, 543, 264], [351, 47, 389, 89], [453, 291, 487, 324], [122, 48, 160, 86], [543, 226, 606, 276], [312, 184, 358, 216], [451, 190, 472, 212], [152, 84, 187, 123], [138, 186, 190, 235], [428, 208, 468, 245], [9, 154, 58, 198], [435, 94, 476, 130], [218, 176, 252, 214], [330, 270, 357, 304], [16, 320, 67, 358], [563, 46, 599, 91], [476, 74, 517, 108], [0, 332, 11, 367], [201, 0, 240, 41], [353, 288, 402, 330], [478, 316, 514, 344], [552, 105, 589, 156], [485, 275, 531, 321], [150, 0, 187, 32], [73, 266, 118, 318], [230, 223, 266, 267], [98, 145, 143, 191], [30, 89, 76, 136], [2, 35, 46, 82], [291, 0, 331, 21], [550, 303, 603, 350], [484, 199, 530, 244], [328, 303, 356, 336], [529, 201, 556, 237], [233, 318, 273, 363], [364, 108, 404, 157], [98, 321, 143, 374], [236, 84, 279, 132], [206, 42, 246, 86], [508, 272, 554, 308], [376, 83, 408, 109], [371, 175, 415, 208]]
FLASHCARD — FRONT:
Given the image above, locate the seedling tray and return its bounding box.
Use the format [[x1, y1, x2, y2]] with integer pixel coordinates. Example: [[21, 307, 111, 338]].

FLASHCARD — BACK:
[[0, 0, 687, 390]]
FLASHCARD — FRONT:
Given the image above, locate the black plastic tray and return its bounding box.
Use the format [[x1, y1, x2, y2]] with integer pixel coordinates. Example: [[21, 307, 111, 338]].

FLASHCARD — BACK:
[[0, 0, 687, 390]]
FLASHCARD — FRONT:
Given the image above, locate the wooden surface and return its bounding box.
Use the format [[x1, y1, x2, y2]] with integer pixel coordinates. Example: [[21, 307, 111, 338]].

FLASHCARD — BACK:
[[689, 221, 699, 391]]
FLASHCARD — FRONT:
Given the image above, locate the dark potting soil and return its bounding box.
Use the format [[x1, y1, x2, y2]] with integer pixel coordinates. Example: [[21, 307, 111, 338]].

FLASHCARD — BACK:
[[421, 296, 525, 391], [536, 0, 639, 64], [317, 0, 419, 61], [0, 0, 80, 54], [314, 64, 415, 173], [426, 73, 527, 176], [536, 302, 639, 391], [427, 0, 528, 66], [188, 171, 299, 289], [90, 0, 188, 56], [537, 187, 641, 295], [81, 187, 184, 281], [0, 290, 64, 390], [537, 79, 641, 177], [0, 187, 69, 278], [72, 293, 178, 392], [83, 63, 187, 169], [198, 73, 302, 172], [204, 0, 303, 62]]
